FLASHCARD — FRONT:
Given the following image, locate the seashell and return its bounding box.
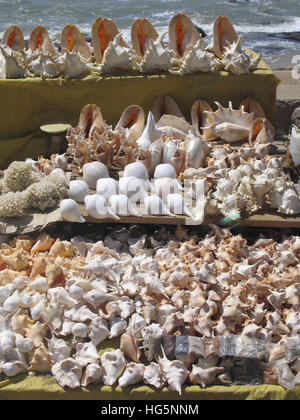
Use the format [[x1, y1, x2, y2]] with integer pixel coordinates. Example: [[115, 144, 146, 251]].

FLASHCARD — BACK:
[[2, 360, 27, 377], [65, 303, 97, 323], [203, 101, 255, 143], [100, 33, 134, 74], [163, 312, 184, 335], [158, 347, 189, 395], [120, 328, 141, 363], [240, 97, 275, 139], [115, 105, 145, 143], [0, 46, 26, 79], [69, 180, 90, 203], [139, 137, 164, 177], [169, 12, 201, 58], [29, 343, 51, 372], [220, 37, 262, 76], [10, 313, 33, 336], [2, 25, 25, 51], [77, 104, 106, 138], [131, 18, 158, 56], [31, 233, 55, 255], [108, 194, 142, 217], [0, 284, 15, 305], [3, 290, 20, 313], [81, 363, 103, 387], [0, 330, 15, 355], [89, 317, 110, 346], [109, 317, 127, 338], [119, 296, 135, 319], [52, 358, 82, 389], [29, 25, 58, 57], [47, 334, 72, 364], [167, 194, 194, 218], [96, 178, 119, 199], [84, 194, 120, 220], [152, 94, 184, 123], [119, 177, 148, 204], [82, 161, 109, 189], [154, 177, 182, 202], [157, 114, 194, 139], [71, 323, 88, 338], [276, 362, 295, 391], [41, 302, 63, 331], [170, 39, 212, 76], [118, 362, 144, 387], [101, 349, 126, 386], [185, 131, 209, 169], [60, 319, 75, 336], [75, 342, 100, 367], [92, 16, 128, 64], [144, 195, 174, 217], [134, 32, 173, 74], [15, 333, 34, 353], [191, 99, 214, 138], [154, 163, 177, 180], [28, 276, 48, 293], [142, 323, 163, 360], [61, 24, 92, 60], [143, 362, 165, 389], [61, 50, 93, 79], [60, 199, 86, 223], [50, 168, 67, 179], [189, 364, 224, 388], [208, 16, 238, 58], [290, 125, 300, 168], [136, 111, 161, 151], [123, 161, 151, 189]]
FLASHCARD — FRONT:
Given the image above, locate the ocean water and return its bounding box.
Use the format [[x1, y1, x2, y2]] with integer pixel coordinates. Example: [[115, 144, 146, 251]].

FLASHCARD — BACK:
[[0, 0, 299, 66]]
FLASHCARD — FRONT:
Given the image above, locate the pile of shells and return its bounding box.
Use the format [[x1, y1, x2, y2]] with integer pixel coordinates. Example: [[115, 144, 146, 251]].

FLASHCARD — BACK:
[[1, 226, 300, 391], [0, 14, 262, 79]]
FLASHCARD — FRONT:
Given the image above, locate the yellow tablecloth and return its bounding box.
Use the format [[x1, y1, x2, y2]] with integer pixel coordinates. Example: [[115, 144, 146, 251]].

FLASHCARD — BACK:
[[0, 51, 280, 169]]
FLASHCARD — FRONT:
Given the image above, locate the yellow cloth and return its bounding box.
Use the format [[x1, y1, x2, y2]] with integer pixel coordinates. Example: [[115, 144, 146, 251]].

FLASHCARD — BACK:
[[0, 51, 280, 169], [0, 337, 298, 400]]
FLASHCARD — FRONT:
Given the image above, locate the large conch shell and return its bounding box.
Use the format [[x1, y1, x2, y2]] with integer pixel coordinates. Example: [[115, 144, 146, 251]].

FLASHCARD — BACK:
[[157, 114, 194, 140], [170, 39, 212, 76], [168, 13, 201, 58], [77, 104, 106, 138], [2, 25, 25, 51], [240, 97, 275, 139], [203, 101, 255, 142], [101, 349, 126, 386], [191, 99, 213, 138], [220, 37, 262, 76], [208, 16, 238, 58], [115, 105, 145, 143], [82, 161, 109, 189], [60, 199, 86, 223], [61, 24, 92, 60], [136, 111, 162, 151], [152, 94, 184, 123], [290, 125, 300, 168], [0, 46, 26, 79], [92, 17, 128, 64], [133, 32, 173, 74], [100, 33, 134, 74], [131, 18, 158, 56], [29, 26, 58, 57]]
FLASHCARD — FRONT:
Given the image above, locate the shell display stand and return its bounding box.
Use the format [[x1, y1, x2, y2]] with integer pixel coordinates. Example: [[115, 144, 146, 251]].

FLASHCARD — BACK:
[[0, 51, 279, 169]]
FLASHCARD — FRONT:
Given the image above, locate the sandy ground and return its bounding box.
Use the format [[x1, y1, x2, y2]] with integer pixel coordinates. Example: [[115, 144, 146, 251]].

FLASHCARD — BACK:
[[275, 70, 300, 100]]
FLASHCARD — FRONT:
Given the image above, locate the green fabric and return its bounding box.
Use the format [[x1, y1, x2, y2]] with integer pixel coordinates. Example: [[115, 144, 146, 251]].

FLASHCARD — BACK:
[[0, 51, 280, 169]]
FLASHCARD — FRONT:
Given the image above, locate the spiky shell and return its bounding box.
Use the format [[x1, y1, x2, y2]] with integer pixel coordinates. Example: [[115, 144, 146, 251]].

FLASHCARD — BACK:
[[61, 24, 92, 61], [131, 18, 158, 57], [203, 101, 255, 142], [221, 37, 262, 76], [52, 358, 82, 389], [29, 26, 58, 57], [208, 16, 238, 58], [170, 39, 212, 76], [134, 32, 172, 73], [2, 25, 25, 51], [168, 12, 201, 58], [101, 349, 126, 386], [0, 47, 26, 79], [100, 34, 135, 75]]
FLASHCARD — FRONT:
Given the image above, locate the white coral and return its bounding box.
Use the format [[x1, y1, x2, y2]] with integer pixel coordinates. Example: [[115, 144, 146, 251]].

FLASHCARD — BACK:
[[0, 191, 29, 218], [3, 161, 34, 192]]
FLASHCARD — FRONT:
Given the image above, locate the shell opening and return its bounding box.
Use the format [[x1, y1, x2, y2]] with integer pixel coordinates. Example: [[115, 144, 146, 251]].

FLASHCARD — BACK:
[[175, 18, 184, 57], [67, 28, 74, 52], [98, 23, 107, 56], [7, 29, 16, 48]]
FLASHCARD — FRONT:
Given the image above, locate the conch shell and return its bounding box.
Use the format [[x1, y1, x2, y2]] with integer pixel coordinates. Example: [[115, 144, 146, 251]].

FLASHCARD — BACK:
[[152, 94, 184, 123], [29, 26, 58, 57], [143, 362, 165, 389], [203, 101, 255, 142], [191, 99, 213, 138], [118, 362, 144, 387], [115, 105, 145, 143], [240, 97, 275, 139], [170, 39, 212, 76], [2, 25, 25, 51], [0, 46, 26, 79], [100, 33, 134, 74], [158, 347, 189, 395], [81, 363, 103, 387], [168, 13, 201, 58], [61, 24, 92, 60], [208, 15, 238, 58], [77, 103, 106, 138], [52, 358, 82, 389], [92, 17, 128, 64], [131, 18, 158, 56], [101, 349, 126, 386]]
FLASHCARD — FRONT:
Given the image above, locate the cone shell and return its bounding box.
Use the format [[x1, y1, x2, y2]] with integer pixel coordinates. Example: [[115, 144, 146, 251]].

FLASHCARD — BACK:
[[169, 13, 201, 58], [131, 18, 158, 56], [61, 24, 92, 60], [29, 26, 58, 57], [2, 25, 24, 51], [92, 17, 128, 64]]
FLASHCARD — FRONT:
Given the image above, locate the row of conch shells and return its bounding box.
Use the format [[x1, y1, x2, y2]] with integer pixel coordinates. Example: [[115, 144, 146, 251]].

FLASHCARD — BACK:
[[1, 226, 300, 392], [0, 14, 262, 79]]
